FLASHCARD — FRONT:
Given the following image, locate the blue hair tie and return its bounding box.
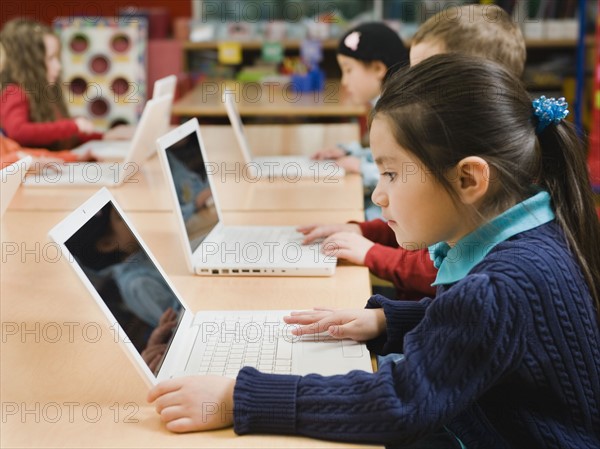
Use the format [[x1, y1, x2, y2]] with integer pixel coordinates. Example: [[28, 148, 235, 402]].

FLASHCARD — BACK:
[[532, 96, 569, 134]]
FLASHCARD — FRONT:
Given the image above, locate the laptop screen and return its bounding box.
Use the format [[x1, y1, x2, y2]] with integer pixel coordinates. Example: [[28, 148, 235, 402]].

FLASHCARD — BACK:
[[163, 130, 219, 254], [64, 201, 184, 376]]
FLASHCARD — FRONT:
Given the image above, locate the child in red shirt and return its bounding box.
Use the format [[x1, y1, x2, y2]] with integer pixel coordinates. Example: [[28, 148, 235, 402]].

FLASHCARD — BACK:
[[0, 18, 102, 149]]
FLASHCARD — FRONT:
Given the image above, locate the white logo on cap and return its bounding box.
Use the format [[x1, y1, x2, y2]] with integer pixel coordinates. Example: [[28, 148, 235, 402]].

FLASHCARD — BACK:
[[344, 31, 361, 51]]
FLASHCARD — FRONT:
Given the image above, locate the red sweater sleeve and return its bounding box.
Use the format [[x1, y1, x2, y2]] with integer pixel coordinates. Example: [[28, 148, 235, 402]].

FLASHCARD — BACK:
[[352, 218, 437, 299], [364, 245, 437, 300], [0, 85, 101, 148], [356, 219, 398, 247]]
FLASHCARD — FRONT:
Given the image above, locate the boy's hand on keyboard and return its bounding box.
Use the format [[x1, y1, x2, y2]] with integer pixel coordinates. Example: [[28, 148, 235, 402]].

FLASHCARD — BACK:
[[322, 232, 374, 265], [284, 308, 386, 342], [148, 375, 235, 433], [311, 145, 346, 160], [297, 223, 361, 244], [334, 155, 361, 173]]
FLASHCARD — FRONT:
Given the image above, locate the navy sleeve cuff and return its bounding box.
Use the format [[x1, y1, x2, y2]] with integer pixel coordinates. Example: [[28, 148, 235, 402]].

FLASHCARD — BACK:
[[365, 295, 429, 354], [233, 367, 301, 435]]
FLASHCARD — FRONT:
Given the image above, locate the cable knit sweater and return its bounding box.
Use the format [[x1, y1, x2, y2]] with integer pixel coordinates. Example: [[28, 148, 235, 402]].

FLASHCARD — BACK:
[[0, 85, 102, 149], [233, 221, 600, 448]]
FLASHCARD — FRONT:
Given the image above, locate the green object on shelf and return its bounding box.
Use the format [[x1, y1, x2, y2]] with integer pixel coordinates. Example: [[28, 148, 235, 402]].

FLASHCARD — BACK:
[[236, 71, 264, 83], [236, 65, 278, 83], [262, 42, 284, 63]]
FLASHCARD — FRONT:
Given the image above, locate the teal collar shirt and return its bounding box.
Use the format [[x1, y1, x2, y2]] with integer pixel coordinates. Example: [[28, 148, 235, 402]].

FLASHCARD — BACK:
[[429, 191, 556, 286]]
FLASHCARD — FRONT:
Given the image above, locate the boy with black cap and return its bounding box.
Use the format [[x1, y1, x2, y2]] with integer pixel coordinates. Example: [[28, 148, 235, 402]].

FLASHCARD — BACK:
[[312, 22, 409, 220]]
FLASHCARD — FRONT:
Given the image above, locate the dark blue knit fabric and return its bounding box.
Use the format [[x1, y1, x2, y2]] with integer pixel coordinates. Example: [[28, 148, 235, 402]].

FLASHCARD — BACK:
[[234, 222, 600, 448]]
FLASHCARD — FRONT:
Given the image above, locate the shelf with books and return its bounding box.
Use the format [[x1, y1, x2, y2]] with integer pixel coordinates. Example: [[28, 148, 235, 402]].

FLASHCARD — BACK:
[[183, 39, 339, 51]]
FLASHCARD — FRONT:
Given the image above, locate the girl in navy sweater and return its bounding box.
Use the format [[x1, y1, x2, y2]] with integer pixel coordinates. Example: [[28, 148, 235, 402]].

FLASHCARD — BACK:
[[148, 55, 600, 449]]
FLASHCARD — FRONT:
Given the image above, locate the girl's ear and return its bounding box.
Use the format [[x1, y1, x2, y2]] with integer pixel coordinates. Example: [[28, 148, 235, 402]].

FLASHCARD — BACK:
[[371, 61, 388, 81], [451, 156, 491, 206]]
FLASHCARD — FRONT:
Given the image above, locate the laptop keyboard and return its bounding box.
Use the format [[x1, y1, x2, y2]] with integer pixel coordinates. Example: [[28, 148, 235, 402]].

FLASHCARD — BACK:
[[184, 312, 295, 377], [220, 226, 301, 246]]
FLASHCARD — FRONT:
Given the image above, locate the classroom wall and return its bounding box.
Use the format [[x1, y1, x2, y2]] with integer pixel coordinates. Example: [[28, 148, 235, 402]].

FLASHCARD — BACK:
[[0, 1, 192, 28]]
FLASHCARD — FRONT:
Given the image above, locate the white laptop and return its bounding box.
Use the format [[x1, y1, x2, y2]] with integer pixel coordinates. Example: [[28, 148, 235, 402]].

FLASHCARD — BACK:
[[156, 118, 336, 277], [152, 74, 177, 99], [1, 155, 32, 217], [71, 75, 177, 161], [223, 90, 345, 179], [23, 94, 173, 188], [48, 188, 372, 385]]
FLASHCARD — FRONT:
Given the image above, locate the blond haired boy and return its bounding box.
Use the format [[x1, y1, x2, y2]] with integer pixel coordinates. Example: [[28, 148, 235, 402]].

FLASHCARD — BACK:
[[411, 4, 526, 76]]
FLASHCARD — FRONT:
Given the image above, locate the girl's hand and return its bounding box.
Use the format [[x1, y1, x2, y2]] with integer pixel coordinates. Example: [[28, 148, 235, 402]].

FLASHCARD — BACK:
[[322, 232, 375, 265], [311, 146, 346, 160], [74, 117, 96, 134], [148, 376, 235, 433], [297, 223, 362, 244], [284, 308, 386, 341]]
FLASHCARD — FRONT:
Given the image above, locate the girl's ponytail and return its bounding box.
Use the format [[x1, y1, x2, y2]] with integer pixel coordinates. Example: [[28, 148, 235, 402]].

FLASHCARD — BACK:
[[536, 114, 600, 320]]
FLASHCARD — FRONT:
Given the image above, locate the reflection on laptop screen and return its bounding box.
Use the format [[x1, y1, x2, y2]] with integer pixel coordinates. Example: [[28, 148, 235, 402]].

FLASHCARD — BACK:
[[164, 130, 219, 253], [64, 201, 183, 375]]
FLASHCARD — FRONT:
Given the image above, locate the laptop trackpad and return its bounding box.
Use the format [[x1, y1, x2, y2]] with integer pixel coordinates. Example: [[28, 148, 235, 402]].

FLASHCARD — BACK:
[[294, 338, 367, 376]]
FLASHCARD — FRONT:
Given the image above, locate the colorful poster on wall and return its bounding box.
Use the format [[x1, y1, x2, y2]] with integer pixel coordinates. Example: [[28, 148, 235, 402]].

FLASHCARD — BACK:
[[54, 17, 148, 131]]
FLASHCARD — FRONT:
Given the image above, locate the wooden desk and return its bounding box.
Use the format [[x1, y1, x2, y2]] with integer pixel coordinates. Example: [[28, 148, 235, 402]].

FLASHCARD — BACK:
[[172, 81, 367, 119], [207, 122, 361, 157], [1, 210, 373, 448], [8, 125, 364, 213]]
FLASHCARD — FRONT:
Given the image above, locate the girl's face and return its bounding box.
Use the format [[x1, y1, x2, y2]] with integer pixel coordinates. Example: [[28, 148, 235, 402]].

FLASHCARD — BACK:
[[43, 34, 61, 84], [337, 54, 386, 105], [370, 116, 469, 248]]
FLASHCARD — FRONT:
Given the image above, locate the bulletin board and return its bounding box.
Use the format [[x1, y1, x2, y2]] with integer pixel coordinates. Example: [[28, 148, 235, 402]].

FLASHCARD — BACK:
[[53, 17, 148, 131]]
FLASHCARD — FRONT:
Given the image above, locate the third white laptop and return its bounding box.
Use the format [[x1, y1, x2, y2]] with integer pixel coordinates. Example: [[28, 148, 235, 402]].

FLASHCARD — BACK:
[[48, 188, 372, 385], [156, 118, 337, 276], [24, 94, 173, 187], [152, 74, 177, 99], [223, 90, 345, 179]]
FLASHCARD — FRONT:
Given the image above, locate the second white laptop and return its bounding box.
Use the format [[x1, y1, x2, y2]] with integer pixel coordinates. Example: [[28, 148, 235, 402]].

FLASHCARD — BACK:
[[48, 188, 372, 385], [70, 74, 177, 161], [223, 90, 345, 179], [24, 94, 173, 188], [156, 118, 337, 277], [1, 155, 32, 218]]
